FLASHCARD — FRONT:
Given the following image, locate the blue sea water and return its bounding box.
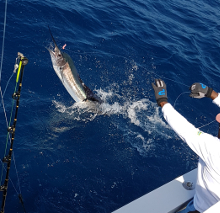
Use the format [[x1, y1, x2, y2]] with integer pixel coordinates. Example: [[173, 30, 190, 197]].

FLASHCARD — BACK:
[[0, 0, 220, 212]]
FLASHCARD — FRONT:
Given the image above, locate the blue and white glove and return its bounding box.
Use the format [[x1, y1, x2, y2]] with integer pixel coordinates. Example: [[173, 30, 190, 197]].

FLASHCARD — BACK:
[[151, 79, 168, 106], [189, 83, 213, 99]]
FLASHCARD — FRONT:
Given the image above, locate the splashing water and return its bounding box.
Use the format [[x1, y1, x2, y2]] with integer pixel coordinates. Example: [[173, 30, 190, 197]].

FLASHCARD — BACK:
[[51, 82, 174, 157]]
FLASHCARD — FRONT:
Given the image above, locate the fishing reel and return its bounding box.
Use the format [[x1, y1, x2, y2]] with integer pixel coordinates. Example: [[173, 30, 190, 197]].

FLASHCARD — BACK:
[[7, 125, 15, 134], [0, 184, 6, 192], [2, 155, 10, 163], [17, 52, 28, 66], [12, 91, 20, 100]]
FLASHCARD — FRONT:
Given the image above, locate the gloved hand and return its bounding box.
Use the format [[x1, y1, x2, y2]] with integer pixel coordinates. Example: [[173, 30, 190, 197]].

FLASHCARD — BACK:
[[189, 83, 213, 99], [151, 79, 168, 106]]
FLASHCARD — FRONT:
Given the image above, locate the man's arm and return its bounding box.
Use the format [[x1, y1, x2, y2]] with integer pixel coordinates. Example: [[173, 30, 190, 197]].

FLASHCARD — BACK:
[[151, 79, 220, 163], [159, 90, 218, 108], [210, 90, 218, 100], [162, 102, 220, 163]]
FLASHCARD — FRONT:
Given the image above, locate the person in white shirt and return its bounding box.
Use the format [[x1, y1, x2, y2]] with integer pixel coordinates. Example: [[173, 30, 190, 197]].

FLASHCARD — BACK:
[[152, 79, 220, 213]]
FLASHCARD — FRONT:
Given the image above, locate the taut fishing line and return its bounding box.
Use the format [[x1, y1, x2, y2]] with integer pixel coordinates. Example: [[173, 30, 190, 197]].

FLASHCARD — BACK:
[[0, 1, 27, 213], [0, 0, 7, 84], [66, 48, 191, 88], [173, 92, 190, 108], [0, 54, 28, 213], [0, 0, 9, 187], [2, 70, 15, 97], [66, 49, 216, 130]]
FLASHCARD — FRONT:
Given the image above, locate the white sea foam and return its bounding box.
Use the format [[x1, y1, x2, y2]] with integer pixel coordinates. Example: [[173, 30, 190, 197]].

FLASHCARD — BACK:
[[51, 82, 174, 157], [49, 55, 175, 156]]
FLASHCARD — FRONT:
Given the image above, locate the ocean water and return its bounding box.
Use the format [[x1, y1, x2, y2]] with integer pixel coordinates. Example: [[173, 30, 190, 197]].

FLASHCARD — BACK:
[[0, 0, 220, 212]]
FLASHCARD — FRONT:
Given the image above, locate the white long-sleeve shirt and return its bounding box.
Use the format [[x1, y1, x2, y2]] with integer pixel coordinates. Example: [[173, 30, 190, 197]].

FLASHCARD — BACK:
[[162, 95, 220, 212]]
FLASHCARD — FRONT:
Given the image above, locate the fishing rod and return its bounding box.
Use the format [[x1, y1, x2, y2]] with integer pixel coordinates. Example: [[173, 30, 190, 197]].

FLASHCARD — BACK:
[[0, 52, 28, 213]]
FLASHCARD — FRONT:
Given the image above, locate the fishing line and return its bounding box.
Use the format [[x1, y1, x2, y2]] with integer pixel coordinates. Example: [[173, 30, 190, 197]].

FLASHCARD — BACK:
[[197, 120, 216, 129], [0, 0, 13, 130], [0, 0, 10, 185], [0, 54, 28, 213], [0, 72, 19, 180], [173, 92, 190, 108], [0, 0, 27, 204], [173, 91, 217, 129], [0, 0, 8, 83], [66, 49, 191, 88], [12, 154, 22, 194], [0, 159, 19, 195], [2, 71, 15, 97], [0, 156, 26, 213], [172, 92, 217, 129], [0, 56, 20, 186], [152, 72, 190, 88], [0, 86, 9, 129], [0, 72, 18, 185], [0, 0, 23, 208], [66, 49, 217, 130]]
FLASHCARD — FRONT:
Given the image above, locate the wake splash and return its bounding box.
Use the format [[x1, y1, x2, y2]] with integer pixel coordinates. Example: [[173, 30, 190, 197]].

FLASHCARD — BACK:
[[50, 54, 175, 156], [52, 85, 174, 156]]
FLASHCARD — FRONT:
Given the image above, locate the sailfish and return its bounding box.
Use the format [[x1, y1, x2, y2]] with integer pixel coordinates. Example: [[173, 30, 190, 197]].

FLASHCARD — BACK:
[[47, 27, 101, 103]]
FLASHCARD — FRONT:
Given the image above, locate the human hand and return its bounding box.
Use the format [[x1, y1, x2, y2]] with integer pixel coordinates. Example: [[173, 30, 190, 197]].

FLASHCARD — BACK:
[[151, 79, 168, 106], [189, 83, 213, 98]]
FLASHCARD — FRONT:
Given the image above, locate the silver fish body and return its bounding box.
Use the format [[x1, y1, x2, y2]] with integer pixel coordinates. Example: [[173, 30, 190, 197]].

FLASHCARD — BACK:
[[49, 50, 87, 102], [47, 31, 101, 103]]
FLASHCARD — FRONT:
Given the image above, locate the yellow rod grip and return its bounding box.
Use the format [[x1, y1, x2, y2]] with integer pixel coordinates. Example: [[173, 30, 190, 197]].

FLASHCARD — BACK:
[[16, 60, 22, 83]]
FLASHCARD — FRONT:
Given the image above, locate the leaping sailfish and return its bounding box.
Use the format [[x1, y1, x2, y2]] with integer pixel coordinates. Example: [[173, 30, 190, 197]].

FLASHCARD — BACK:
[[47, 27, 101, 103]]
